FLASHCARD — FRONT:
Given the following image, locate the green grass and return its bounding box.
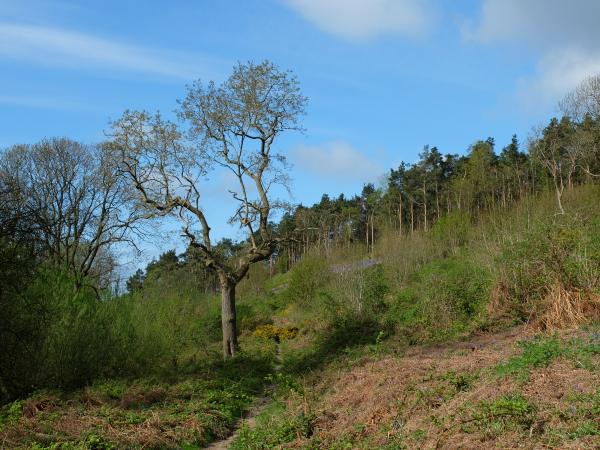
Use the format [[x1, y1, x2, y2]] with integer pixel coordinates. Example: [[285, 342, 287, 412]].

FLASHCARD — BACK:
[[495, 333, 600, 382], [467, 393, 538, 437], [0, 351, 274, 449]]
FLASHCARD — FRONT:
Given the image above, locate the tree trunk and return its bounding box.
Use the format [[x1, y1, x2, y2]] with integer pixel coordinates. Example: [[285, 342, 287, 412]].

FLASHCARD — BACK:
[[398, 193, 403, 235], [422, 181, 428, 232], [435, 182, 440, 221], [555, 176, 565, 215], [370, 213, 375, 257], [220, 278, 238, 358]]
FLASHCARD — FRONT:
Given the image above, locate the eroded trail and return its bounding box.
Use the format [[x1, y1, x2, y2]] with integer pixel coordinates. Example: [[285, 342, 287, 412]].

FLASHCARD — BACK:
[[205, 344, 283, 449], [204, 395, 271, 450]]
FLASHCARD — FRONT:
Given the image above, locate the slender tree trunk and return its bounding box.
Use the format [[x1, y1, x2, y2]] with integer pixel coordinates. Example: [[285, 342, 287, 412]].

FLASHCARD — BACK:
[[220, 277, 238, 358], [370, 213, 374, 257], [554, 175, 565, 215], [398, 193, 403, 235], [435, 182, 440, 221], [422, 181, 428, 232], [410, 200, 414, 233]]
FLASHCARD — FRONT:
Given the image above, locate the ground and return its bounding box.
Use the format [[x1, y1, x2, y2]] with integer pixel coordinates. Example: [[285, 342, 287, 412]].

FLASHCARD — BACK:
[[1, 325, 599, 449], [230, 325, 600, 449]]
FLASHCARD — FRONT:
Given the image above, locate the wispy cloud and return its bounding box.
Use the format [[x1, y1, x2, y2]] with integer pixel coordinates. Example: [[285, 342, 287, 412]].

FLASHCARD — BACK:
[[0, 93, 92, 111], [516, 48, 600, 113], [282, 0, 435, 42], [0, 23, 211, 79], [293, 140, 383, 183]]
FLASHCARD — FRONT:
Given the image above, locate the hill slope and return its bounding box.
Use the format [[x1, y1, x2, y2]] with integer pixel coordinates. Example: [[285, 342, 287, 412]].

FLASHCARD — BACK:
[[231, 326, 599, 449]]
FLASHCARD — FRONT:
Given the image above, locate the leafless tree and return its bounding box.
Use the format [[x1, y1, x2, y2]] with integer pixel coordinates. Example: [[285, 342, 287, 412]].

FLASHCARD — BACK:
[[560, 74, 600, 180], [0, 138, 148, 293], [529, 118, 580, 215], [559, 73, 600, 121], [110, 61, 307, 358]]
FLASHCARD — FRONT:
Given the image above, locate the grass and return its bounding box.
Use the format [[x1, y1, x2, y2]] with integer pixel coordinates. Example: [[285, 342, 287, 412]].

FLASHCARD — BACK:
[[495, 331, 600, 382], [466, 393, 538, 437], [0, 353, 274, 449]]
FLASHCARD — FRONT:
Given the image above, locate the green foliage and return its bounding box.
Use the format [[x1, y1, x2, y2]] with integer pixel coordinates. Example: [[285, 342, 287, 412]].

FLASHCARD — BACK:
[[360, 265, 390, 312], [496, 333, 600, 382], [281, 256, 329, 306], [230, 404, 314, 450], [82, 434, 116, 450], [470, 393, 537, 436], [431, 212, 471, 253], [388, 256, 490, 342], [0, 400, 22, 431], [440, 370, 479, 393], [497, 213, 600, 322], [496, 336, 564, 382], [0, 267, 123, 397]]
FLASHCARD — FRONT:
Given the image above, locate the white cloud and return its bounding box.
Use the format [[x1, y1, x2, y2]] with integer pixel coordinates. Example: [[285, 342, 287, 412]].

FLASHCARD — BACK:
[[293, 141, 383, 183], [465, 0, 600, 112], [282, 0, 434, 41], [0, 23, 209, 79], [517, 48, 600, 112], [465, 0, 600, 50]]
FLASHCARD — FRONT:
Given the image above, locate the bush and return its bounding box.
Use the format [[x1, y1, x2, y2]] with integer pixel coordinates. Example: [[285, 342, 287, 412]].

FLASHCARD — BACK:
[[282, 256, 329, 306], [496, 214, 600, 328], [0, 267, 120, 398], [388, 256, 490, 342], [1, 263, 224, 401], [431, 212, 472, 254]]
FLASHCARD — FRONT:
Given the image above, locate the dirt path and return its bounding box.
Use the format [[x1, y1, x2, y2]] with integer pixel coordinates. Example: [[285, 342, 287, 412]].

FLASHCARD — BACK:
[[204, 394, 271, 450], [205, 345, 283, 449]]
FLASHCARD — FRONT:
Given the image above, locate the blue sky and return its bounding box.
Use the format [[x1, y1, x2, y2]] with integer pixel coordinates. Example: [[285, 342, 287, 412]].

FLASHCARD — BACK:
[[2, 0, 600, 271]]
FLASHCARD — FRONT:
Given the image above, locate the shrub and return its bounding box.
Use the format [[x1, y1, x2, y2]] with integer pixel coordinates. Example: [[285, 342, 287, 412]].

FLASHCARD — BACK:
[[431, 212, 472, 254], [253, 324, 299, 341], [388, 256, 490, 342], [282, 256, 329, 306], [495, 215, 600, 329], [0, 267, 120, 397]]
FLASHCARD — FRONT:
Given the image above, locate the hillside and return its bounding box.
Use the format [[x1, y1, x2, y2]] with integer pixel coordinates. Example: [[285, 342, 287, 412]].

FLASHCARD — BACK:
[[232, 326, 600, 449], [1, 186, 600, 449]]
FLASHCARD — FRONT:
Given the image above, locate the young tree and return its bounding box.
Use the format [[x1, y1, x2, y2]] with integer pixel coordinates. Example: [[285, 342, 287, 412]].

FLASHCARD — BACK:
[[111, 61, 307, 358], [529, 118, 577, 214]]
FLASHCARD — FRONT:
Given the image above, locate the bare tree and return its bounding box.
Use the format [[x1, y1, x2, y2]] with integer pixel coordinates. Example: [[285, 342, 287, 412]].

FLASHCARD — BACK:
[[559, 73, 600, 121], [110, 61, 307, 358], [529, 118, 579, 214], [560, 74, 600, 180], [0, 138, 147, 292]]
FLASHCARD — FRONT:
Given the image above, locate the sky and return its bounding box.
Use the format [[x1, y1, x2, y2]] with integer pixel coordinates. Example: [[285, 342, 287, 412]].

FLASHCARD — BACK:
[[2, 0, 600, 272]]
